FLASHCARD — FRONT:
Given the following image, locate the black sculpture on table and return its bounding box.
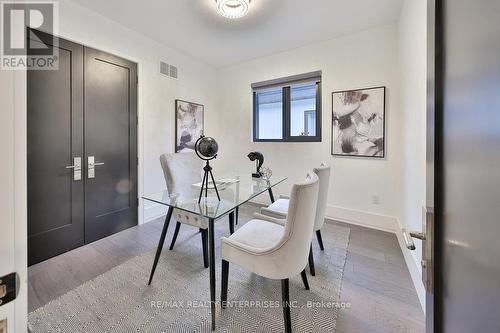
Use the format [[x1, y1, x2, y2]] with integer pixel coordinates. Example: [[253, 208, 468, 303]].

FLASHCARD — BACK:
[[195, 136, 220, 203], [248, 151, 264, 178]]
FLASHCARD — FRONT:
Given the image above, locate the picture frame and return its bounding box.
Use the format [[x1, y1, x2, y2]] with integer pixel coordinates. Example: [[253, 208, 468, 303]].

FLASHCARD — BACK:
[[175, 99, 204, 153], [331, 86, 386, 158]]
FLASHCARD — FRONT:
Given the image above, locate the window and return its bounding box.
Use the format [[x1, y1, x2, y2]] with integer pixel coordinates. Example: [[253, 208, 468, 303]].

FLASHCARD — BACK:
[[253, 71, 321, 142]]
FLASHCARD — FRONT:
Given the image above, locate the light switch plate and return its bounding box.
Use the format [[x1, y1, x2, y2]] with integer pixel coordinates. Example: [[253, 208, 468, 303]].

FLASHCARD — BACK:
[[0, 318, 6, 333]]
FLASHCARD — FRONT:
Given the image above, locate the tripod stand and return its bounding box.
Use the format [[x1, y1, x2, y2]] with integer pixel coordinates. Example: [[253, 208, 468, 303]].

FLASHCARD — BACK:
[[198, 160, 221, 203]]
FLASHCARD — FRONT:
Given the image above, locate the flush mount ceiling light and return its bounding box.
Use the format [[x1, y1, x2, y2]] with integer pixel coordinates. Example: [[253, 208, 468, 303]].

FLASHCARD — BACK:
[[215, 0, 251, 19]]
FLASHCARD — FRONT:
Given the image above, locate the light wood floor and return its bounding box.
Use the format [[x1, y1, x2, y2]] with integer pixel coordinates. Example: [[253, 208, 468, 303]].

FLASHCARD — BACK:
[[28, 204, 425, 332]]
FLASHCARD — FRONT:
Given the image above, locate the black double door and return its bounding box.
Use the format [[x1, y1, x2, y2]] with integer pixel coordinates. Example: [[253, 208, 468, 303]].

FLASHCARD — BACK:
[[28, 31, 138, 265]]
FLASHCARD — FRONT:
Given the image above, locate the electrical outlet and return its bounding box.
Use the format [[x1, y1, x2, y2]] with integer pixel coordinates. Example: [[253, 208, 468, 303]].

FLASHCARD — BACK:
[[0, 318, 6, 333], [372, 195, 380, 205]]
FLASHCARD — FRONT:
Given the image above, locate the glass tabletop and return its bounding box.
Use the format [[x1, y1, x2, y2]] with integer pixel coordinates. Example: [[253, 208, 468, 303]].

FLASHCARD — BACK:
[[143, 175, 287, 220]]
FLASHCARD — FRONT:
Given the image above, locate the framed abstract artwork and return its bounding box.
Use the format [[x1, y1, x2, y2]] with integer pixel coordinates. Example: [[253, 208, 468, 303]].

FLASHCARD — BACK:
[[175, 99, 204, 153], [331, 86, 386, 158]]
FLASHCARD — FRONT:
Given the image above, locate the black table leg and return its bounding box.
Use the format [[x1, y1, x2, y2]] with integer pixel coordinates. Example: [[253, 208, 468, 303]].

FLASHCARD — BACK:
[[201, 229, 209, 268], [268, 188, 275, 203], [209, 218, 216, 331], [148, 206, 173, 285], [229, 211, 235, 234], [235, 207, 239, 225]]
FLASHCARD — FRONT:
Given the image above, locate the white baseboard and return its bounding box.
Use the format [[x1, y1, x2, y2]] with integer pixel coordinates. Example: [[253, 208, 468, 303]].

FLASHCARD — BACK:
[[325, 205, 398, 232], [395, 219, 426, 312]]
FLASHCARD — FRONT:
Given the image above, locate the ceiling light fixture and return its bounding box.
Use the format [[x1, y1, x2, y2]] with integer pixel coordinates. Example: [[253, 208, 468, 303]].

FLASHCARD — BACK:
[[215, 0, 251, 19]]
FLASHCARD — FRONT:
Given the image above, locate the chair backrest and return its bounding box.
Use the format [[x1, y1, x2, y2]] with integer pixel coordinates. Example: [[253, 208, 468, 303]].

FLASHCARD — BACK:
[[159, 152, 202, 194], [271, 172, 319, 277], [313, 163, 331, 231]]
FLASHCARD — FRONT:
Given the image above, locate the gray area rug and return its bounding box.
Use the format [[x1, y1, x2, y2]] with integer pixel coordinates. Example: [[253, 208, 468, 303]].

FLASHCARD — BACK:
[[29, 221, 350, 332]]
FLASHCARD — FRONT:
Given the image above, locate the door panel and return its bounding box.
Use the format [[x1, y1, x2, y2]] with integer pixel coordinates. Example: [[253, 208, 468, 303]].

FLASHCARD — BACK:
[[84, 47, 138, 243], [27, 31, 84, 265], [434, 0, 500, 332], [426, 0, 438, 331]]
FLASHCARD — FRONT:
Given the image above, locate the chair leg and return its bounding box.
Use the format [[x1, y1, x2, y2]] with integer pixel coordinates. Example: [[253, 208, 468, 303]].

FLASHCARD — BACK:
[[201, 229, 209, 268], [169, 222, 181, 250], [229, 211, 235, 235], [308, 244, 316, 276], [235, 207, 239, 225], [281, 279, 292, 333], [300, 269, 310, 290], [221, 260, 229, 308], [316, 230, 324, 251]]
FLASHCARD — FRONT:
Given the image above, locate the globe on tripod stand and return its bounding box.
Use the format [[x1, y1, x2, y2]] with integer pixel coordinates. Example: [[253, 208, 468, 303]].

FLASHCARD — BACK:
[[196, 136, 219, 159], [194, 136, 220, 203]]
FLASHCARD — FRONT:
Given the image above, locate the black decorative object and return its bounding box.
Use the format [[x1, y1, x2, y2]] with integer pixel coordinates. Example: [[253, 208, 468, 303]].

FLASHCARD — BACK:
[[247, 151, 264, 178], [195, 136, 220, 203]]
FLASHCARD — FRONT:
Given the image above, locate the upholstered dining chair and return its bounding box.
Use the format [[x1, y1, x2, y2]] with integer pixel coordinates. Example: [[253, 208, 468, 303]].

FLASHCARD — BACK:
[[260, 163, 331, 276], [160, 152, 235, 268], [220, 172, 319, 333]]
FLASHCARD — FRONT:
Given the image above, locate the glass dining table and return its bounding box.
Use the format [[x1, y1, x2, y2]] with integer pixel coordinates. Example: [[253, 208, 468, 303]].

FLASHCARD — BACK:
[[142, 174, 287, 331]]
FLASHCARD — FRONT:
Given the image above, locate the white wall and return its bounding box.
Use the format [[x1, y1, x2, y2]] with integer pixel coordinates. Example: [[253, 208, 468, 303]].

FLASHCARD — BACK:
[[58, 1, 218, 223], [0, 59, 28, 333], [214, 25, 401, 231], [396, 0, 427, 309]]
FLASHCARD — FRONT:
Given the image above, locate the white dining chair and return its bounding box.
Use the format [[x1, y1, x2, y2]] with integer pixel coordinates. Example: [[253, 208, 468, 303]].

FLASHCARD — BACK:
[[220, 172, 319, 333], [260, 163, 331, 276], [160, 152, 235, 268]]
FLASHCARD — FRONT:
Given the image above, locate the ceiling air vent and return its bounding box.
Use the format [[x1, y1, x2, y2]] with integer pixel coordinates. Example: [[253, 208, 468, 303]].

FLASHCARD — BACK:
[[160, 61, 178, 79], [169, 65, 178, 79]]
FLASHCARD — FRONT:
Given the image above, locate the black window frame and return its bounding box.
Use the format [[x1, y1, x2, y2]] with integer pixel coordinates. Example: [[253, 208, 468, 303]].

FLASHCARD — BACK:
[[252, 71, 322, 143]]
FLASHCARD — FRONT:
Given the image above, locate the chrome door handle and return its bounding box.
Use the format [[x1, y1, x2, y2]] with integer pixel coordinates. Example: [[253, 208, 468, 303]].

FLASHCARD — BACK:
[[410, 231, 426, 241], [402, 229, 426, 250], [87, 156, 104, 179], [65, 157, 82, 181]]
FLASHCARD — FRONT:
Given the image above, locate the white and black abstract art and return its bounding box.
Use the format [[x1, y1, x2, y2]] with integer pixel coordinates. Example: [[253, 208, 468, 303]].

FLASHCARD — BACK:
[[332, 86, 386, 157], [175, 99, 204, 153]]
